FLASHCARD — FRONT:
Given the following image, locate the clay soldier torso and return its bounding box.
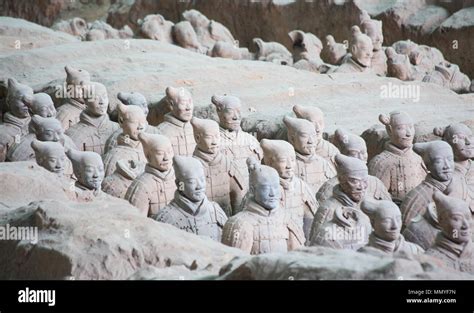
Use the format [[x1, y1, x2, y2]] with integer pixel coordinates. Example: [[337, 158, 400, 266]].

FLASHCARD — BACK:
[[0, 112, 30, 161], [368, 143, 427, 204], [363, 233, 424, 255], [220, 127, 262, 189], [125, 165, 176, 218], [66, 111, 119, 155], [193, 150, 245, 217], [102, 161, 141, 199], [295, 152, 336, 193], [400, 173, 471, 228], [310, 185, 363, 241], [317, 175, 391, 204], [280, 176, 318, 240], [310, 206, 370, 250], [155, 191, 227, 241], [154, 113, 195, 156], [103, 134, 147, 177], [426, 234, 474, 274], [315, 139, 339, 171], [56, 99, 86, 131], [222, 199, 304, 254], [402, 204, 441, 250]]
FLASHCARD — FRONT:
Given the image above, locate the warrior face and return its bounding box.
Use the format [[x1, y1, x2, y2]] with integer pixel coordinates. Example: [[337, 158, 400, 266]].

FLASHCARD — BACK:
[[389, 122, 414, 150], [80, 159, 104, 190], [373, 208, 401, 242], [179, 171, 206, 202], [30, 93, 56, 118], [218, 107, 242, 132], [122, 114, 147, 141], [171, 93, 193, 122], [340, 173, 369, 202], [195, 126, 221, 154], [253, 175, 281, 211], [440, 210, 471, 244], [351, 36, 373, 67], [427, 147, 454, 182], [86, 88, 109, 117], [40, 151, 66, 175], [450, 130, 474, 161], [290, 129, 317, 156], [270, 155, 295, 179]]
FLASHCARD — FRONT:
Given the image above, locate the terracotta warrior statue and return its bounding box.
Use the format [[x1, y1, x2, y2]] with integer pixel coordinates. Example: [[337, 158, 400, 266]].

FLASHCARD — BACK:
[[191, 117, 245, 216], [292, 104, 340, 169], [66, 148, 107, 201], [0, 78, 33, 162], [310, 154, 369, 243], [65, 82, 119, 155], [56, 66, 91, 130], [211, 94, 262, 189], [27, 93, 56, 118], [322, 35, 348, 66], [103, 102, 147, 177], [154, 87, 196, 156], [434, 123, 474, 209], [335, 26, 373, 73], [359, 10, 386, 76], [317, 128, 391, 203], [102, 159, 145, 199], [283, 115, 336, 193], [368, 111, 427, 204], [403, 202, 442, 250], [423, 63, 472, 94], [104, 91, 151, 153], [222, 157, 304, 254], [125, 133, 176, 218], [386, 47, 425, 81], [155, 156, 227, 241], [6, 115, 77, 169], [260, 139, 317, 239], [425, 191, 474, 274], [401, 141, 471, 228], [253, 38, 293, 66], [360, 199, 424, 255], [31, 139, 67, 177]]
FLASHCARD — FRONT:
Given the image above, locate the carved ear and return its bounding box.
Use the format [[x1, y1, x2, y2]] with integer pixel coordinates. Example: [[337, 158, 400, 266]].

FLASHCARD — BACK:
[[378, 114, 390, 126], [433, 126, 446, 137]]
